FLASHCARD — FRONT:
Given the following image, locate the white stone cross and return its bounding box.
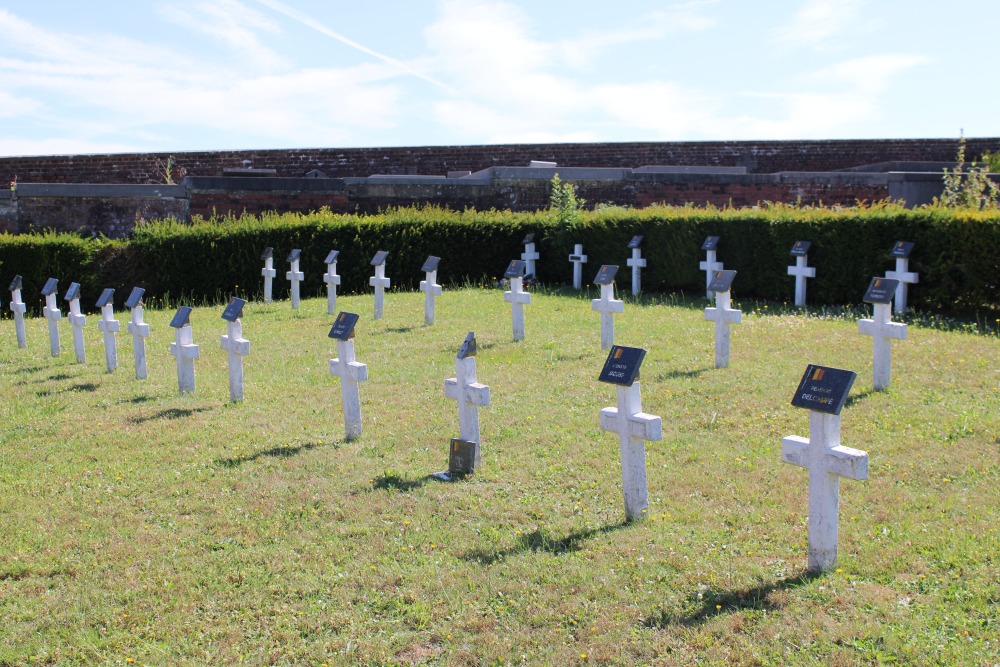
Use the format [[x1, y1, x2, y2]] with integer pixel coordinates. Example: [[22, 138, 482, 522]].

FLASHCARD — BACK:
[[419, 266, 443, 326], [782, 410, 869, 572], [323, 252, 341, 315], [600, 381, 663, 521], [169, 315, 200, 393], [9, 281, 27, 349], [369, 252, 391, 320], [220, 318, 251, 402], [503, 274, 531, 341], [568, 244, 588, 290], [444, 355, 491, 468], [858, 302, 907, 390], [286, 251, 304, 309], [787, 255, 816, 307], [261, 251, 276, 304], [42, 282, 62, 356], [885, 257, 918, 315], [704, 287, 742, 368], [591, 280, 624, 351], [66, 288, 87, 364], [329, 338, 368, 440], [627, 247, 646, 296], [127, 300, 150, 380], [96, 295, 120, 373], [700, 249, 724, 299], [521, 240, 540, 278]]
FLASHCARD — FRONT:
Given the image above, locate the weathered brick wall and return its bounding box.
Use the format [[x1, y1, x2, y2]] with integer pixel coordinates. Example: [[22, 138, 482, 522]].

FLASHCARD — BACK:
[[3, 138, 999, 184]]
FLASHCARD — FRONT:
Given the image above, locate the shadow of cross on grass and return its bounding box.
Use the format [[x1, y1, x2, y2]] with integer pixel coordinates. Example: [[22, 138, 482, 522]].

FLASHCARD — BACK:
[[643, 570, 820, 628], [128, 407, 211, 425], [216, 441, 327, 468], [462, 521, 630, 566]]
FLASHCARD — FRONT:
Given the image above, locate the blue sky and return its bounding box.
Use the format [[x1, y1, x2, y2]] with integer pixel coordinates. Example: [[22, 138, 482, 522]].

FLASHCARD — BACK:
[[1, 1, 997, 156]]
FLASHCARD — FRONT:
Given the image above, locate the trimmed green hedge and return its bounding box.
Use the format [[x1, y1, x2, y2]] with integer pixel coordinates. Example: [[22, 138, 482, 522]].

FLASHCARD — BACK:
[[1, 204, 997, 315]]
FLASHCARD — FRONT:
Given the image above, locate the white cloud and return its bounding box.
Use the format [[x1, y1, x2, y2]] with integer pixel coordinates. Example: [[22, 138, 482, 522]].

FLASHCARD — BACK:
[[773, 0, 866, 49]]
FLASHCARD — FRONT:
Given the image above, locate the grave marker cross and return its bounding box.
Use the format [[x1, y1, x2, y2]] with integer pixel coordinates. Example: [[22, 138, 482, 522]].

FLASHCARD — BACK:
[[568, 244, 588, 290], [65, 283, 87, 363], [260, 248, 275, 304], [591, 266, 623, 351], [626, 237, 646, 296], [323, 250, 341, 315], [885, 253, 918, 314], [858, 302, 907, 390], [41, 279, 62, 356], [96, 289, 120, 373], [9, 277, 27, 349], [521, 236, 539, 278], [126, 288, 150, 380], [286, 249, 304, 309], [169, 308, 200, 393], [329, 337, 368, 440], [703, 272, 742, 368], [444, 340, 491, 469], [787, 243, 816, 307], [369, 251, 391, 320], [419, 256, 443, 326], [503, 262, 531, 341], [699, 238, 723, 299], [220, 299, 250, 402]]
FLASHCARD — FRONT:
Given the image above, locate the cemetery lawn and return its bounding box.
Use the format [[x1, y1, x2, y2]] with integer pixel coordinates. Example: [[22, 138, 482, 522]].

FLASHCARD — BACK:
[[1, 287, 997, 666]]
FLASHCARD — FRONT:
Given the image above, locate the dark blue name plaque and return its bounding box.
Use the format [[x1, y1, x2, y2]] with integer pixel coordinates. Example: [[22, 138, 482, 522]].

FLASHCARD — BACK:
[[9, 275, 22, 292], [260, 247, 274, 260], [41, 278, 59, 296], [522, 233, 535, 244], [628, 235, 643, 249], [599, 345, 646, 386], [329, 311, 359, 340], [222, 297, 246, 322], [64, 282, 81, 301], [324, 249, 339, 264], [457, 332, 477, 359], [96, 288, 115, 308], [594, 265, 619, 285], [791, 364, 856, 415], [790, 240, 812, 256], [287, 248, 302, 262], [504, 260, 527, 278], [707, 269, 737, 293], [701, 236, 720, 251], [170, 306, 192, 329], [371, 250, 388, 266], [863, 277, 899, 304], [889, 241, 914, 258], [125, 287, 145, 309], [422, 255, 441, 272]]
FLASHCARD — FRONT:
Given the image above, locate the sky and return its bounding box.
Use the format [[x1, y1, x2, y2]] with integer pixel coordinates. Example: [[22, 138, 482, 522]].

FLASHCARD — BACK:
[[1, 0, 998, 157]]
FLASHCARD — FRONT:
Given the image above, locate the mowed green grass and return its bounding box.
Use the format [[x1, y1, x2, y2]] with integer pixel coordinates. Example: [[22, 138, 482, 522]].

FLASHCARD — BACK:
[[1, 286, 997, 666]]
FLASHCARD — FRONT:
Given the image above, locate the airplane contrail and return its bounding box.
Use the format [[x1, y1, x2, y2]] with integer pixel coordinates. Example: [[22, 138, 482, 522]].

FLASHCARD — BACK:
[[256, 0, 461, 96]]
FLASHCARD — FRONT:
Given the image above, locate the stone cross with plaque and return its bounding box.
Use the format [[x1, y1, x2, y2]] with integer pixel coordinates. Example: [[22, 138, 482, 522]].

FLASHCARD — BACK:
[[220, 297, 251, 402], [858, 277, 907, 390], [419, 255, 443, 326], [125, 287, 150, 380], [41, 278, 62, 356], [443, 332, 491, 472], [502, 260, 531, 341], [169, 306, 200, 393], [64, 282, 87, 363], [328, 312, 368, 440], [699, 236, 724, 299], [286, 249, 304, 309], [96, 288, 120, 373], [591, 265, 624, 350], [521, 233, 539, 278], [323, 250, 341, 315], [598, 345, 663, 522], [626, 235, 646, 296], [884, 241, 918, 314], [782, 364, 868, 572], [369, 250, 390, 320], [703, 270, 742, 368], [787, 240, 816, 307], [260, 247, 276, 304], [8, 275, 27, 349], [568, 243, 588, 290]]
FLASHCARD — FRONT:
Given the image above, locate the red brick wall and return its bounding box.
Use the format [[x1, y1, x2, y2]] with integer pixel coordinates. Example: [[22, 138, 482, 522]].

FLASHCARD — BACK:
[[15, 196, 188, 236], [3, 138, 999, 184]]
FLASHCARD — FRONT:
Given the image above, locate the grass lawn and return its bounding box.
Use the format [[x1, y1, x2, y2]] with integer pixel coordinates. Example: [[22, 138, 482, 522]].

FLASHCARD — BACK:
[[1, 286, 997, 666]]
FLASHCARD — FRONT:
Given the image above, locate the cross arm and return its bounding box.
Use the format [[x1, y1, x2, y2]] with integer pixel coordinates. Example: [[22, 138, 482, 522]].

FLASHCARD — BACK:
[[600, 407, 662, 440], [330, 359, 368, 382], [826, 445, 869, 481], [781, 435, 809, 468]]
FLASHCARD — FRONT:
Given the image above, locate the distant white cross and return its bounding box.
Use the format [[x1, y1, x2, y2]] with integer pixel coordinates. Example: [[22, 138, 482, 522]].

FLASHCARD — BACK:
[[503, 275, 531, 341], [324, 258, 341, 315], [858, 302, 907, 390], [521, 241, 540, 277], [97, 302, 121, 373], [568, 244, 588, 290], [261, 256, 276, 304], [67, 295, 87, 364], [370, 264, 391, 320], [127, 304, 150, 380], [600, 381, 663, 521], [627, 247, 646, 296], [42, 292, 62, 356], [9, 286, 27, 349], [591, 282, 624, 351], [885, 257, 918, 315], [704, 288, 742, 368], [787, 255, 816, 307], [782, 410, 869, 572], [169, 325, 200, 393], [699, 249, 724, 299], [420, 269, 443, 326], [287, 257, 304, 309], [444, 356, 491, 468], [329, 339, 368, 440]]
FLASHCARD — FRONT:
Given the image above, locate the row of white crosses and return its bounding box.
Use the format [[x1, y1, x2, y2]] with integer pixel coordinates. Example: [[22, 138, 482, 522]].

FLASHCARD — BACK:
[[167, 298, 251, 401]]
